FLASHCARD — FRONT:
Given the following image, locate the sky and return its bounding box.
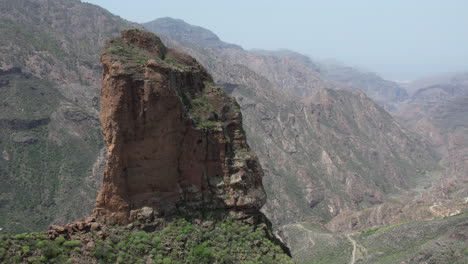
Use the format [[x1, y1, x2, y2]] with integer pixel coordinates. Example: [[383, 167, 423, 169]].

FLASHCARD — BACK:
[[82, 0, 468, 81]]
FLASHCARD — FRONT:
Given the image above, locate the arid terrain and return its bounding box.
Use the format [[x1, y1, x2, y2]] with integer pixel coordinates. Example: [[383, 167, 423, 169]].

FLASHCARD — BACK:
[[0, 1, 467, 263]]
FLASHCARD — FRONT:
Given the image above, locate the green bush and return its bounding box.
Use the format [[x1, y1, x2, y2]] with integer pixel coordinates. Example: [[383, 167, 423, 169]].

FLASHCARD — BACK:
[[55, 236, 66, 244], [63, 240, 81, 248], [39, 240, 61, 259], [21, 245, 30, 254], [0, 247, 6, 259], [188, 242, 214, 264], [92, 240, 115, 263], [152, 236, 162, 247]]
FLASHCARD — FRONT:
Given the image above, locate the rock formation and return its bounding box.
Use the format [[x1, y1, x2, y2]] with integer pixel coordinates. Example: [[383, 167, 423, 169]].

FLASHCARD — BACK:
[[93, 29, 266, 224]]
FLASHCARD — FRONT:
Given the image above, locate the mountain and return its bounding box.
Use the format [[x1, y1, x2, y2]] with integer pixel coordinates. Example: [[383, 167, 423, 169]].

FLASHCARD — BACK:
[[1, 1, 466, 262], [313, 60, 409, 104], [252, 49, 409, 105], [0, 0, 140, 233], [402, 72, 468, 96], [144, 19, 441, 227], [0, 0, 140, 84], [143, 17, 241, 50], [0, 28, 294, 264], [396, 74, 468, 197], [407, 72, 468, 103], [143, 18, 468, 264]]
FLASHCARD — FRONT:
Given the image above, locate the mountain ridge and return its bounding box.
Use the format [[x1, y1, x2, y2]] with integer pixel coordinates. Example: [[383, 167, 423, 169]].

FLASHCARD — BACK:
[[143, 17, 242, 50]]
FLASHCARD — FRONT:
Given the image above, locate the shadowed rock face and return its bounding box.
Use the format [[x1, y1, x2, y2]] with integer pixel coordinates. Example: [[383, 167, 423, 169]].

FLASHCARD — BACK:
[[94, 29, 266, 224]]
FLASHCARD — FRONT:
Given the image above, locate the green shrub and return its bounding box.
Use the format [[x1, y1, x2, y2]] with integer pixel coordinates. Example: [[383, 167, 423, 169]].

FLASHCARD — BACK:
[[152, 236, 161, 247], [0, 247, 6, 259], [55, 235, 66, 244], [22, 245, 30, 254], [92, 240, 115, 263], [38, 240, 61, 259], [13, 254, 22, 262], [109, 44, 125, 54], [63, 240, 81, 248], [0, 217, 293, 263], [188, 242, 214, 264]]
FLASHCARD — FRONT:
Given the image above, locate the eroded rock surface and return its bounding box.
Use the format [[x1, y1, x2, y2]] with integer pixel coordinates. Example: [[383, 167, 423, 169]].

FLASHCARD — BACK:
[[94, 29, 266, 224]]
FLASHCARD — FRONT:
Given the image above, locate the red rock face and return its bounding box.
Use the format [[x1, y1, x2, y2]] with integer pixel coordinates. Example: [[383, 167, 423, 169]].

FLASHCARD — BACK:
[[93, 29, 266, 224]]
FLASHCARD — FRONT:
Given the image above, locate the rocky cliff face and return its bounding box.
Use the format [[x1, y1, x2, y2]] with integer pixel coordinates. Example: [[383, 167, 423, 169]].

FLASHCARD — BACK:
[[94, 29, 266, 224]]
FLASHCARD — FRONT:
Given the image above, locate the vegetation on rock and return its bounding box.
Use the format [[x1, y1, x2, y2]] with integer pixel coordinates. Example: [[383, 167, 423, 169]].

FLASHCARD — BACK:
[[0, 218, 293, 264]]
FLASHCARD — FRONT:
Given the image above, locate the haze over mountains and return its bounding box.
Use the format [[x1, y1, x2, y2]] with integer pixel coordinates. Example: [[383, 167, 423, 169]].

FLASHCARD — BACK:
[[0, 1, 467, 263], [84, 0, 468, 81]]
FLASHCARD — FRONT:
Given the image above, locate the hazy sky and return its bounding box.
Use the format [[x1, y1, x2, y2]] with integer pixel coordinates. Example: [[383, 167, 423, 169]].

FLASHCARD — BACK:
[[83, 0, 468, 81]]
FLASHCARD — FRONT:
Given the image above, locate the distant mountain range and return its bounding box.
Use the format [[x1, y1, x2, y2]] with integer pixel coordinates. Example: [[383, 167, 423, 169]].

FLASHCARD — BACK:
[[397, 73, 468, 191]]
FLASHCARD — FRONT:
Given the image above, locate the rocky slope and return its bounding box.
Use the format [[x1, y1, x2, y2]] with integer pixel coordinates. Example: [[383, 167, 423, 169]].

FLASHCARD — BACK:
[[144, 18, 331, 99], [402, 72, 468, 97], [0, 0, 140, 85], [251, 49, 409, 105], [311, 60, 409, 104], [407, 73, 468, 103], [398, 95, 468, 180], [0, 67, 103, 234], [0, 0, 140, 233], [141, 19, 468, 264], [1, 1, 463, 262], [282, 213, 468, 264], [395, 74, 468, 206], [94, 29, 266, 224], [144, 19, 441, 227], [144, 17, 241, 50]]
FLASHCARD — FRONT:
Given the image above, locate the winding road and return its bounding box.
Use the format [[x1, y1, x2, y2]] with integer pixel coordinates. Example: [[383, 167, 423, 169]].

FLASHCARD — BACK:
[[346, 233, 357, 264], [287, 223, 360, 264], [290, 223, 316, 255]]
